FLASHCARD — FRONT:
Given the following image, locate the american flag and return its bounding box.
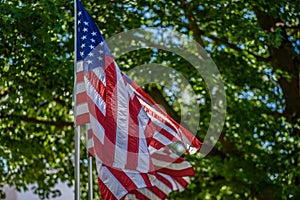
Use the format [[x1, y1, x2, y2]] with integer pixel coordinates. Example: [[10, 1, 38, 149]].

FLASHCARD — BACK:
[[74, 0, 201, 199]]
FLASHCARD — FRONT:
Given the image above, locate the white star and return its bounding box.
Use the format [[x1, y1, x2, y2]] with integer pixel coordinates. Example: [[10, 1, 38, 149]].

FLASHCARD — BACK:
[[83, 27, 88, 32], [87, 60, 92, 64], [81, 43, 85, 48], [78, 20, 81, 25], [84, 21, 89, 26], [98, 56, 103, 61], [81, 35, 87, 40], [91, 38, 95, 43], [89, 44, 94, 49], [80, 51, 84, 56], [91, 32, 97, 36], [88, 52, 94, 57], [99, 50, 103, 54], [100, 41, 104, 46], [78, 11, 82, 16]]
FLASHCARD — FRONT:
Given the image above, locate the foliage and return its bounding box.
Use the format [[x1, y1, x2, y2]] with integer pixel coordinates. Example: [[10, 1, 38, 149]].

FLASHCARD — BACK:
[[0, 0, 299, 199]]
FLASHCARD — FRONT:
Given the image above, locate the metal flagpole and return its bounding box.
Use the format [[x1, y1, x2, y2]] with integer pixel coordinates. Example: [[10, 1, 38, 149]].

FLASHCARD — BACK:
[[74, 0, 81, 200], [75, 127, 81, 200], [88, 155, 93, 200], [86, 124, 93, 200], [75, 1, 93, 199]]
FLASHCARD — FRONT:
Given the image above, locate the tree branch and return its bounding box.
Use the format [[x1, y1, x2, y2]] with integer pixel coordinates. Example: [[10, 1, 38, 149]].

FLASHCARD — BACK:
[[206, 34, 271, 62], [180, 0, 205, 47], [180, 0, 271, 62], [0, 114, 73, 128]]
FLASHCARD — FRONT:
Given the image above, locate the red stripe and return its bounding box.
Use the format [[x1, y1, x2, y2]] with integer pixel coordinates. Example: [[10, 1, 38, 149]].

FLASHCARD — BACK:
[[85, 70, 106, 100], [144, 118, 155, 139], [76, 92, 87, 105], [141, 173, 152, 187], [76, 113, 90, 125], [107, 167, 138, 192], [76, 71, 84, 82], [134, 83, 157, 106], [87, 129, 95, 156], [92, 133, 107, 165], [173, 176, 189, 189], [85, 95, 116, 166], [104, 55, 115, 70], [125, 96, 141, 169], [127, 190, 150, 200], [155, 173, 173, 191], [98, 177, 117, 200], [158, 128, 177, 142], [134, 86, 178, 132], [86, 95, 105, 125], [151, 150, 195, 176], [157, 166, 195, 177], [180, 126, 202, 151], [142, 105, 178, 136], [147, 186, 167, 199], [88, 128, 93, 139], [102, 61, 117, 165], [151, 151, 182, 164], [148, 138, 165, 150]]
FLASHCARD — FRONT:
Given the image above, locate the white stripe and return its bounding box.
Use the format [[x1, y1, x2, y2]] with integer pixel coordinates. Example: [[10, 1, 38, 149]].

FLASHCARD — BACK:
[[148, 146, 157, 154], [152, 157, 192, 170], [113, 67, 129, 169], [152, 178, 172, 195], [86, 123, 91, 130], [153, 131, 173, 145], [75, 103, 88, 116], [137, 109, 150, 172], [182, 176, 190, 183], [127, 84, 135, 99], [90, 114, 105, 144], [136, 188, 161, 200], [150, 117, 181, 141], [138, 95, 177, 131], [158, 173, 178, 191], [174, 179, 185, 192], [154, 148, 178, 158], [76, 82, 86, 95], [86, 125, 94, 149], [86, 137, 94, 149], [138, 98, 169, 123], [124, 171, 147, 188], [93, 67, 106, 86], [138, 108, 149, 130], [98, 166, 128, 200], [76, 61, 83, 72], [85, 77, 106, 116], [138, 97, 182, 141], [124, 194, 137, 200]]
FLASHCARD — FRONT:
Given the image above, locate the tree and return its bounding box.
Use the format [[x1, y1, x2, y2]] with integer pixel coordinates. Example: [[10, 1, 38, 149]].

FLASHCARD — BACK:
[[0, 0, 299, 199]]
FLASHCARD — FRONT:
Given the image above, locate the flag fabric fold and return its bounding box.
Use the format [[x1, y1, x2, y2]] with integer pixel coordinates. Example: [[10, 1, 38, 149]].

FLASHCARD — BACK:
[[74, 0, 201, 199]]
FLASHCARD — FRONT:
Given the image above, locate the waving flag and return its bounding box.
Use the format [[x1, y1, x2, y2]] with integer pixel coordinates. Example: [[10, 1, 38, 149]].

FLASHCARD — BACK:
[[74, 0, 201, 199]]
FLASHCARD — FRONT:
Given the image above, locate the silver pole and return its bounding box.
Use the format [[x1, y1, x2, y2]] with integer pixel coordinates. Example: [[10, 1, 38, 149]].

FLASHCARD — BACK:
[[74, 0, 80, 200], [75, 127, 81, 200], [88, 156, 93, 200]]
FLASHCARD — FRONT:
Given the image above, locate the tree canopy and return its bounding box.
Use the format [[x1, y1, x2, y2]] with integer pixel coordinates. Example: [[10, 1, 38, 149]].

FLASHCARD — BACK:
[[0, 0, 299, 199]]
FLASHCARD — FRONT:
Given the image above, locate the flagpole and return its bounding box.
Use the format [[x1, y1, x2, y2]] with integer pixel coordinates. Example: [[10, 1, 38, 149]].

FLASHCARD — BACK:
[[88, 156, 93, 200], [74, 0, 81, 200], [75, 127, 81, 200]]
